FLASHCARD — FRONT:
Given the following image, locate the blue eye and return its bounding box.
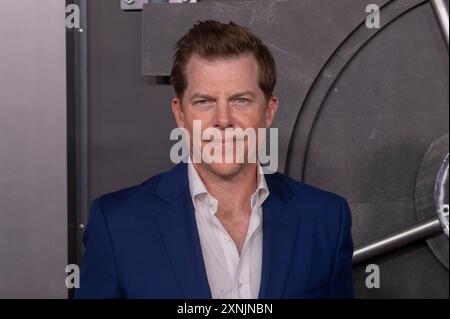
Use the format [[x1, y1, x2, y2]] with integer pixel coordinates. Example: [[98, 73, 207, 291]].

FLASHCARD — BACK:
[[193, 99, 215, 110], [234, 97, 251, 105], [193, 99, 213, 108]]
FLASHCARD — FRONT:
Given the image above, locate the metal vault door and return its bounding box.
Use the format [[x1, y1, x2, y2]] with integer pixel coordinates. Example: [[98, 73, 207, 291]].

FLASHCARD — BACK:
[[81, 0, 448, 298], [136, 0, 449, 298]]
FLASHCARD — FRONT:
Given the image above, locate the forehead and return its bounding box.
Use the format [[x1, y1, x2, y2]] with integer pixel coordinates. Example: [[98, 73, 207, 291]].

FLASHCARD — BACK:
[[184, 53, 260, 94]]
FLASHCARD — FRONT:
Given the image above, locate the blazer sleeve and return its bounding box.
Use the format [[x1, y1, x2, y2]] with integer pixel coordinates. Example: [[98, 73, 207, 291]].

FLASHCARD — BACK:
[[74, 198, 122, 298], [327, 197, 354, 299]]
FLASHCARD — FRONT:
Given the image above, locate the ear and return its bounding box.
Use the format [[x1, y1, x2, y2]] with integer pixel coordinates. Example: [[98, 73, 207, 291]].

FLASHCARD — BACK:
[[172, 96, 185, 128], [265, 95, 278, 128]]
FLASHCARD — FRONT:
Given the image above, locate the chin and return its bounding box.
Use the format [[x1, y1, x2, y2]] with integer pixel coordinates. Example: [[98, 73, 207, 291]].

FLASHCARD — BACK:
[[204, 161, 244, 178]]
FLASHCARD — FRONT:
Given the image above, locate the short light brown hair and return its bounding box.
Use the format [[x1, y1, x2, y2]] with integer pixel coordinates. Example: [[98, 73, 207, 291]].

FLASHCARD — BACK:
[[170, 20, 277, 102]]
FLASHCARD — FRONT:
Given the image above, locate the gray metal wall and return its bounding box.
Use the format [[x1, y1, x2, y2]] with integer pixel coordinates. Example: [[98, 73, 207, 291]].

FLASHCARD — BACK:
[[85, 0, 448, 298], [0, 1, 68, 298]]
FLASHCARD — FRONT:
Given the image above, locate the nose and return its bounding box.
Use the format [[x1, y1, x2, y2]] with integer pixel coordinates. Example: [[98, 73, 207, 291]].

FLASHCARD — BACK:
[[213, 100, 235, 130]]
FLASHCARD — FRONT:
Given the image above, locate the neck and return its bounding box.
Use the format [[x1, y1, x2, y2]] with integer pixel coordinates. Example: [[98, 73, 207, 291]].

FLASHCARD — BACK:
[[193, 162, 258, 212]]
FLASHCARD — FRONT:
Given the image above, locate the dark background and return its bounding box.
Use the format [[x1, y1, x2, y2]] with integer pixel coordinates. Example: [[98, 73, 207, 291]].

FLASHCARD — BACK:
[[82, 0, 449, 298]]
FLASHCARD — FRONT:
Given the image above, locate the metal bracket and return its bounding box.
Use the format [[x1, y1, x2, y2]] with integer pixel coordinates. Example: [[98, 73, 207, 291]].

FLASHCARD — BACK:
[[430, 0, 449, 49], [121, 0, 197, 11], [353, 218, 443, 264]]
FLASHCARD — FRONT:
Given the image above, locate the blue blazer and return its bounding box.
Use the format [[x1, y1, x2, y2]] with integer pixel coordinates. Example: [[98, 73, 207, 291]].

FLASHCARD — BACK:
[[75, 162, 354, 299]]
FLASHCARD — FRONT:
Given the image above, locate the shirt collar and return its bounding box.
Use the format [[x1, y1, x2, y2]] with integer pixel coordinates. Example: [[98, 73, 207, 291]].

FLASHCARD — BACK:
[[187, 157, 209, 201], [187, 157, 269, 213]]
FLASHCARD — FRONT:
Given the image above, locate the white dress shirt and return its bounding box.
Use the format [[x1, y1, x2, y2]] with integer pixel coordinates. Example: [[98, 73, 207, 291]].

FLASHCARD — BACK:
[[187, 161, 269, 299]]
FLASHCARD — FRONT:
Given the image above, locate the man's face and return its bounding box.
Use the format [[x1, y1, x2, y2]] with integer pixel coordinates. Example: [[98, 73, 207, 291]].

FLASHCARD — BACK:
[[172, 53, 278, 178]]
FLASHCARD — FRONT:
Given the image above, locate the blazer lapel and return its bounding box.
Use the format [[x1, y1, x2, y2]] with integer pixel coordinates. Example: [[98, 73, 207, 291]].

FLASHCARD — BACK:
[[153, 163, 212, 299], [152, 164, 301, 299], [258, 173, 301, 299]]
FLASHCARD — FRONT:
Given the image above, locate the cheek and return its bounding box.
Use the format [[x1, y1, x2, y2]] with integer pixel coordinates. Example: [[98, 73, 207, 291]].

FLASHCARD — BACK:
[[249, 110, 267, 128], [182, 111, 213, 134], [191, 112, 216, 127], [234, 105, 263, 125]]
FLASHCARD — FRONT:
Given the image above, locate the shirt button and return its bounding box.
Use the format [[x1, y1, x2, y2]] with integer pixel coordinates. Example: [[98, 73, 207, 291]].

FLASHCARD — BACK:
[[223, 237, 231, 243], [238, 282, 244, 288]]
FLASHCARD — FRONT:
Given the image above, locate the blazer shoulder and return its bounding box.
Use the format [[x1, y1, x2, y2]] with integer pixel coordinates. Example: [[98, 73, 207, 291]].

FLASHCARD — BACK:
[[272, 173, 351, 229], [276, 173, 346, 203], [93, 170, 166, 213], [270, 173, 348, 220]]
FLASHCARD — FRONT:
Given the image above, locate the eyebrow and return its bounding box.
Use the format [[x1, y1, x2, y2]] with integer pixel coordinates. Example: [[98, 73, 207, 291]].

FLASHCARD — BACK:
[[229, 91, 256, 100], [189, 93, 215, 101], [189, 91, 256, 101]]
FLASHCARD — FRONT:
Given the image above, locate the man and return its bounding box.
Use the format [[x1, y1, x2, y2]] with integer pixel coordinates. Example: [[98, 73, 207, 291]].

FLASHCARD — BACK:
[[75, 20, 353, 299]]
